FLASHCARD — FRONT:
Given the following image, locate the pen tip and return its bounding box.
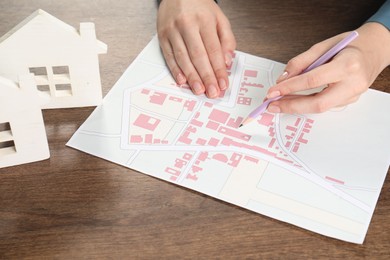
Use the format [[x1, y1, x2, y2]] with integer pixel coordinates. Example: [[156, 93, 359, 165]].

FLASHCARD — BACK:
[[239, 124, 243, 128]]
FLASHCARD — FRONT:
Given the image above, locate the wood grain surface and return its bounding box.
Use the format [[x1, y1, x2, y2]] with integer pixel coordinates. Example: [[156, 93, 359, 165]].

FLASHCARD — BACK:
[[0, 0, 389, 258]]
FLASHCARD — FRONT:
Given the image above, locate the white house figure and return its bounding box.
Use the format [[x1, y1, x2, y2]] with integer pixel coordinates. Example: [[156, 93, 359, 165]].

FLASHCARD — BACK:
[[0, 74, 50, 168], [0, 9, 107, 109]]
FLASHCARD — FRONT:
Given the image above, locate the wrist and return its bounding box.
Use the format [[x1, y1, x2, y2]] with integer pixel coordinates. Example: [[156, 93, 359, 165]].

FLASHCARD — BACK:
[[358, 22, 390, 69]]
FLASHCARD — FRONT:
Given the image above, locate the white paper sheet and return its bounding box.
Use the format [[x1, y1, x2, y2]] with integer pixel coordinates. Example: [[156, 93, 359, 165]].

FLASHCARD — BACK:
[[67, 36, 390, 244]]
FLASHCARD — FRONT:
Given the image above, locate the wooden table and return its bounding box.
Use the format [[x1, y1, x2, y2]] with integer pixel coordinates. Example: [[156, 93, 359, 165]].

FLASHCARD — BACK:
[[1, 0, 389, 258]]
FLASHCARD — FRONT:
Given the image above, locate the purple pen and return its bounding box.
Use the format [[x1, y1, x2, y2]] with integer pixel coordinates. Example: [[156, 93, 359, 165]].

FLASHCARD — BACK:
[[239, 31, 359, 127]]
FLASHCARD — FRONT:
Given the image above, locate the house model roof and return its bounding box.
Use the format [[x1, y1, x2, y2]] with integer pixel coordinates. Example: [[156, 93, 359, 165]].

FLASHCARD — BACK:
[[0, 9, 107, 53]]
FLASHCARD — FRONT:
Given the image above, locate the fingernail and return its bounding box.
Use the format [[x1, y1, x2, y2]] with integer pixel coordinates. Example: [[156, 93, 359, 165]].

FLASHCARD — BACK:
[[266, 90, 281, 99], [225, 52, 233, 67], [192, 82, 203, 94], [219, 78, 227, 90], [277, 71, 288, 82], [176, 73, 186, 84], [207, 84, 218, 98], [267, 105, 281, 113]]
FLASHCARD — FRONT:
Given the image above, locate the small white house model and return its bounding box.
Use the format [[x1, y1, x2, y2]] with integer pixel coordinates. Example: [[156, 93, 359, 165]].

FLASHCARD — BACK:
[[0, 75, 50, 168], [0, 9, 107, 109]]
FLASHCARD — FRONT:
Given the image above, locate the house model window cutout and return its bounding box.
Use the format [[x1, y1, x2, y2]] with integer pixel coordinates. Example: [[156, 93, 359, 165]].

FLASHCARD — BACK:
[[0, 9, 107, 109], [0, 75, 49, 168], [29, 65, 72, 97], [0, 122, 16, 157]]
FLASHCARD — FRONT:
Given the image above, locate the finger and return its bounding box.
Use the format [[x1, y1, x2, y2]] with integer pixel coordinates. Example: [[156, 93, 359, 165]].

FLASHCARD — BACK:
[[159, 37, 187, 85], [217, 14, 236, 66], [268, 81, 360, 114], [276, 33, 350, 83], [201, 24, 230, 92], [168, 32, 206, 95], [182, 29, 220, 98], [267, 60, 345, 99]]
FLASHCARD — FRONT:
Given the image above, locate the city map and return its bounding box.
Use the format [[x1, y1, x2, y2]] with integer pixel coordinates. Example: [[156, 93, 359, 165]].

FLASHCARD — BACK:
[[67, 36, 390, 244]]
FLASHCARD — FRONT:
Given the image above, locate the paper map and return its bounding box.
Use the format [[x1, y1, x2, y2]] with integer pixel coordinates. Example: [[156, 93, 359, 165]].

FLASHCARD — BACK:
[[67, 36, 390, 244]]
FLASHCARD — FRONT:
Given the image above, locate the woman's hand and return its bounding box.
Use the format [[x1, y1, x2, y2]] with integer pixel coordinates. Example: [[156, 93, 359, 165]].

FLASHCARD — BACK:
[[157, 0, 236, 98], [266, 22, 390, 114]]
